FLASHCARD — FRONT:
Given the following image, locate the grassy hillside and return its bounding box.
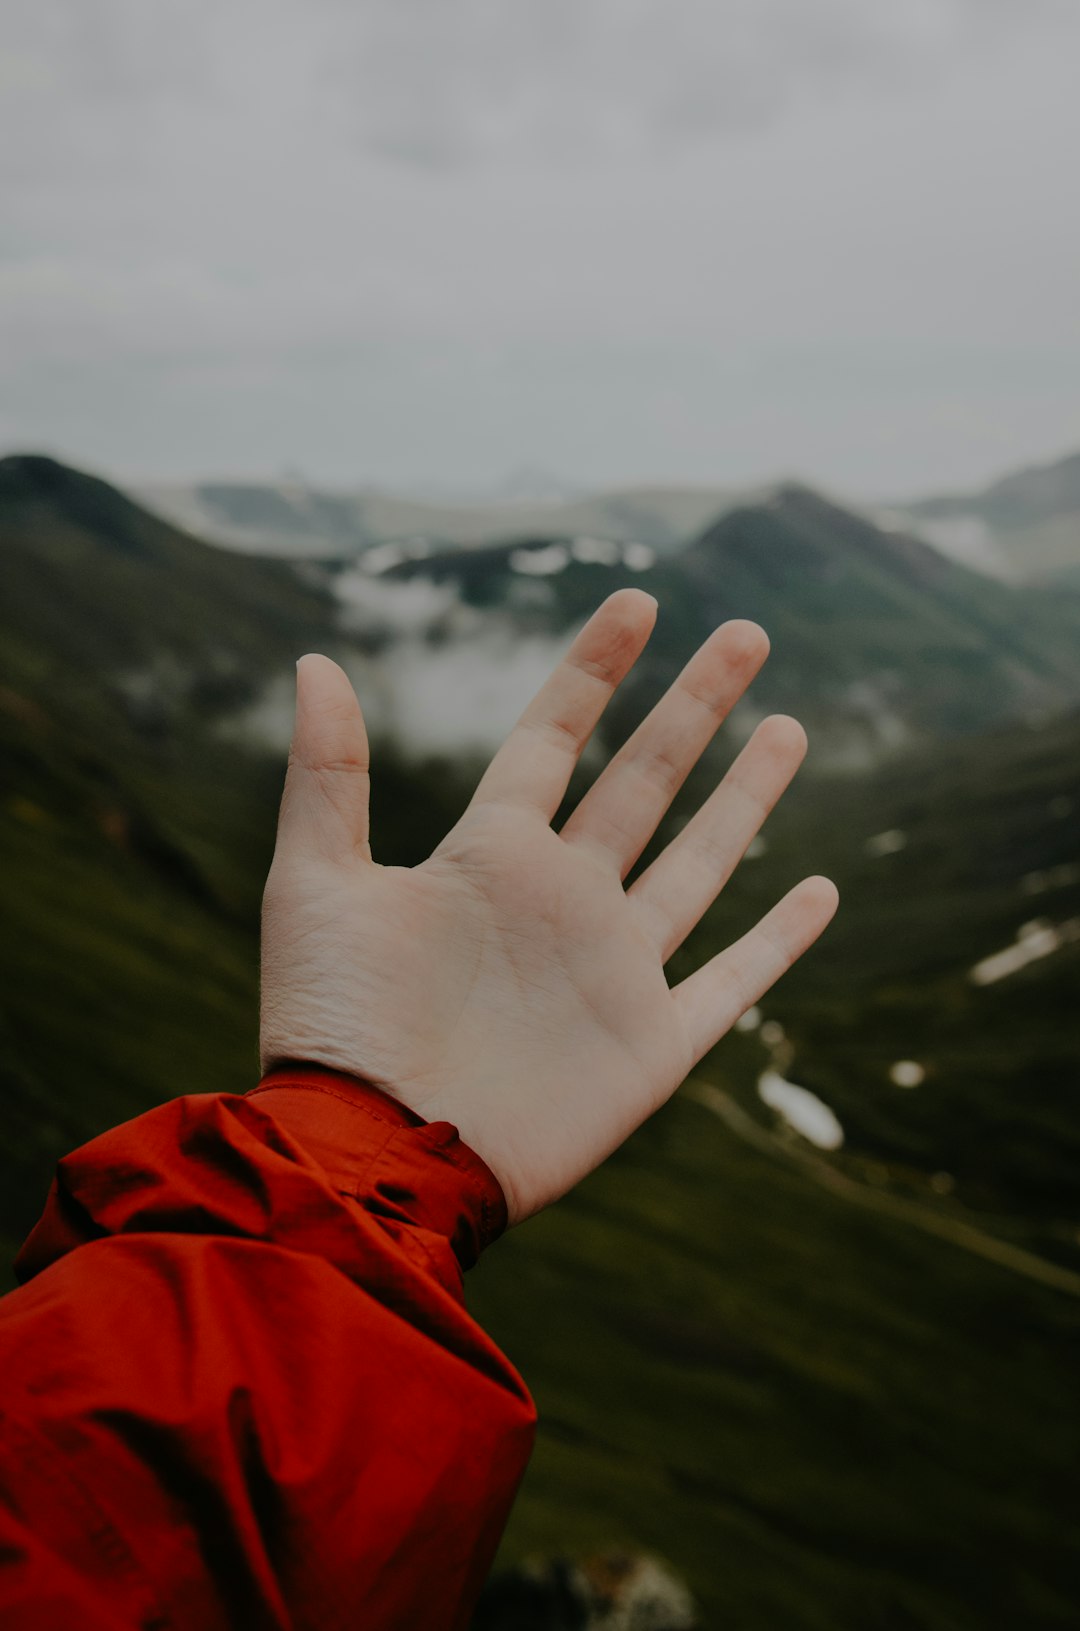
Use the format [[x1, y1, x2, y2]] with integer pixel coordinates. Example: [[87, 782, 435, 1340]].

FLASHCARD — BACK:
[[474, 1092, 1079, 1630], [0, 454, 337, 709], [666, 710, 1080, 1257]]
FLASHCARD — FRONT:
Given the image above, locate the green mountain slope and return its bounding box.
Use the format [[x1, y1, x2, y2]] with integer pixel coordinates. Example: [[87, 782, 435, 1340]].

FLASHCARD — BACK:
[[672, 488, 1080, 732], [0, 453, 337, 710], [667, 709, 1080, 1251], [474, 1091, 1080, 1630]]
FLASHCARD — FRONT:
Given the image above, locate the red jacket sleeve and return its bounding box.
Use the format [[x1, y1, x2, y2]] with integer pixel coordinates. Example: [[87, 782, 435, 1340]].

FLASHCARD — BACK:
[[0, 1065, 537, 1631]]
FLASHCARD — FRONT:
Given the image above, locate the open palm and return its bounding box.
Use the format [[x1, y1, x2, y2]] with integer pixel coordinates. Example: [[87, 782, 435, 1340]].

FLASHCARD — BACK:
[[260, 590, 837, 1222]]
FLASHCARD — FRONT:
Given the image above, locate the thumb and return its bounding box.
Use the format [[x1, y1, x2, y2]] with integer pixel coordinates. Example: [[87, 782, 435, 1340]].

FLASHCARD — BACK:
[[276, 653, 371, 859]]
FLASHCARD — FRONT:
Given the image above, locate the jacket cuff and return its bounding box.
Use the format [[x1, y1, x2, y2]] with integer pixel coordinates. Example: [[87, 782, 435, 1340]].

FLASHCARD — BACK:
[[246, 1065, 508, 1269]]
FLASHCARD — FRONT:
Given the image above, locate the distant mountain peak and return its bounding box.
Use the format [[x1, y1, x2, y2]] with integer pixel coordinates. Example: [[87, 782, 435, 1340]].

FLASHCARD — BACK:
[[887, 444, 1080, 584]]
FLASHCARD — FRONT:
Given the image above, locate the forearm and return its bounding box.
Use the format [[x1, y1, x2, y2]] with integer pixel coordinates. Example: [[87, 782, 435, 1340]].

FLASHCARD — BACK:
[[0, 1070, 536, 1631]]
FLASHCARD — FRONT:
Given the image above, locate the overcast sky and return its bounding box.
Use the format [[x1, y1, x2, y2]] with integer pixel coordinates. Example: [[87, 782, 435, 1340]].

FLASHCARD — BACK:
[[3, 0, 1080, 498]]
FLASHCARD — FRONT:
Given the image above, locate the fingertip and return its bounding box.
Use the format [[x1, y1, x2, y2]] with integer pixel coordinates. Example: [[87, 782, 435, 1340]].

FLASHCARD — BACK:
[[295, 653, 329, 698], [576, 588, 659, 680], [758, 712, 808, 761], [720, 617, 770, 661], [291, 654, 366, 747], [281, 653, 371, 849], [605, 585, 659, 624], [296, 651, 335, 678], [295, 652, 354, 694], [802, 873, 840, 918]]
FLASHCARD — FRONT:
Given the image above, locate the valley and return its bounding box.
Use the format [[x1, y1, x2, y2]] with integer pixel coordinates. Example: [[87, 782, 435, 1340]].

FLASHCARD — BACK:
[[1, 452, 1078, 1627]]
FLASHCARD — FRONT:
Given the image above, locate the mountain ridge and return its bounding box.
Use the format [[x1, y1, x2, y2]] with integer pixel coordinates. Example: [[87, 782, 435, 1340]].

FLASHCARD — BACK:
[[377, 479, 1080, 759], [892, 445, 1080, 581]]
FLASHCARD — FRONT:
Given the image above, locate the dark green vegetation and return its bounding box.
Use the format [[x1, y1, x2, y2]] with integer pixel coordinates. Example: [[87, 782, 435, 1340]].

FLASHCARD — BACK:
[[721, 713, 1080, 1244], [474, 1089, 1079, 1631], [2, 457, 1078, 1627]]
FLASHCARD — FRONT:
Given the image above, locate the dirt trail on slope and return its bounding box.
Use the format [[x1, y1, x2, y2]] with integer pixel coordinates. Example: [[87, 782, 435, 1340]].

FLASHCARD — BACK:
[[686, 1079, 1080, 1301]]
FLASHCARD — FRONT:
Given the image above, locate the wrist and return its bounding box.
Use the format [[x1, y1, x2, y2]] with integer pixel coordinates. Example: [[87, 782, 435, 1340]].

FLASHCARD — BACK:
[[246, 1063, 508, 1267]]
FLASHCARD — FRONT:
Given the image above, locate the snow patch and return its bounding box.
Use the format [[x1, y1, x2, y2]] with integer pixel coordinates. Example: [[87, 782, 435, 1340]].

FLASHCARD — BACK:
[[622, 541, 656, 571], [510, 544, 570, 575], [970, 917, 1080, 985], [570, 535, 621, 566], [866, 828, 907, 857], [758, 1071, 844, 1150]]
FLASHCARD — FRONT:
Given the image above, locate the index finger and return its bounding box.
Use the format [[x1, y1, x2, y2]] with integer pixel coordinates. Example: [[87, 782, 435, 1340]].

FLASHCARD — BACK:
[[470, 589, 658, 820]]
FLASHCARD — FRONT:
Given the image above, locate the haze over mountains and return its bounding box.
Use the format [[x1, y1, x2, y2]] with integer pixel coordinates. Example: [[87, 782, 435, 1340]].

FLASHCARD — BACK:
[[138, 475, 743, 560], [5, 450, 1078, 777], [132, 445, 1080, 771], [2, 447, 1079, 1626], [888, 447, 1080, 585], [136, 443, 1080, 588]]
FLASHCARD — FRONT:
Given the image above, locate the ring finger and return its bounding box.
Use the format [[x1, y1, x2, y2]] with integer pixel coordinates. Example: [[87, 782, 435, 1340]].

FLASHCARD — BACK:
[[628, 713, 808, 962]]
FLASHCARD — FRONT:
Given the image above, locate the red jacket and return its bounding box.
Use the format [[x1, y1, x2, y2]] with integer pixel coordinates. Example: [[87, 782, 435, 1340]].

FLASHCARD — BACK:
[[0, 1066, 537, 1630]]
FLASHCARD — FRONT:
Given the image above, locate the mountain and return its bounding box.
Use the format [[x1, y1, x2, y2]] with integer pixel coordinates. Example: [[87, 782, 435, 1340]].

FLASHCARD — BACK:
[[0, 453, 338, 713], [12, 451, 1080, 770], [135, 476, 744, 559], [136, 445, 1080, 592], [3, 455, 1080, 1625], [378, 483, 1080, 764], [893, 447, 1080, 583], [667, 485, 1080, 743]]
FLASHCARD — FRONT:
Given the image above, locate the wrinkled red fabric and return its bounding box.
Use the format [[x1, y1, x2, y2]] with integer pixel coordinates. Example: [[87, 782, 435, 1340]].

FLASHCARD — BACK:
[[0, 1065, 537, 1630]]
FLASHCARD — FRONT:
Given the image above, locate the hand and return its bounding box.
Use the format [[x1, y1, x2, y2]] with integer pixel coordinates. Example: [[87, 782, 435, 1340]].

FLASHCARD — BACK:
[[260, 590, 837, 1223]]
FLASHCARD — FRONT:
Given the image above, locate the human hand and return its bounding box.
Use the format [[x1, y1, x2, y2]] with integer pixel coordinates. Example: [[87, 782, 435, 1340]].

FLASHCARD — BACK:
[[260, 590, 837, 1223]]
